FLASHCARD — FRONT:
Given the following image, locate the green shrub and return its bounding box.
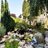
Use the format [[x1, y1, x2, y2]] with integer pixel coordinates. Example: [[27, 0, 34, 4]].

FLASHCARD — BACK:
[[15, 22, 28, 31], [5, 39, 19, 48], [0, 25, 6, 37], [24, 33, 32, 42], [35, 22, 45, 33]]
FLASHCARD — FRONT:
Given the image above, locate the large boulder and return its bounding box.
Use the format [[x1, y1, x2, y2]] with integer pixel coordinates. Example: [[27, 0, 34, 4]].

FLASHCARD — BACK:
[[45, 37, 48, 45], [34, 44, 44, 48], [44, 44, 48, 48], [45, 31, 48, 37], [34, 32, 44, 43]]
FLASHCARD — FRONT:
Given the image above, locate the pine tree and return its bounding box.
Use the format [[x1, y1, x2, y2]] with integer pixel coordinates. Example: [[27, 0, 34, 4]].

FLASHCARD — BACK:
[[1, 0, 3, 13], [1, 0, 4, 17], [46, 0, 48, 10], [1, 0, 15, 33], [5, 0, 9, 11]]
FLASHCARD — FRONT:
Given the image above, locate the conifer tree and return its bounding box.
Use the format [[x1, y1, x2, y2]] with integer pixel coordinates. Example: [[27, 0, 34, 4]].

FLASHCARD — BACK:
[[1, 0, 15, 33], [22, 0, 30, 18], [1, 0, 4, 17]]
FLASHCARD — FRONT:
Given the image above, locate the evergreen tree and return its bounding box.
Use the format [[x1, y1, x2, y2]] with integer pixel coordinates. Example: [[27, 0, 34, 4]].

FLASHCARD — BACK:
[[22, 0, 48, 24], [5, 0, 9, 11], [1, 0, 4, 17], [22, 0, 30, 18], [46, 0, 48, 10], [23, 0, 48, 18], [1, 0, 15, 33], [1, 0, 3, 13], [30, 0, 48, 17], [22, 0, 32, 25], [30, 0, 44, 16]]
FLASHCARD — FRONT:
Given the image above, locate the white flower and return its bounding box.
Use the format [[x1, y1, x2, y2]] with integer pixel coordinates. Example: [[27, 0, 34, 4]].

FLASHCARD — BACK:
[[25, 33, 29, 35], [29, 34, 33, 38], [13, 33, 16, 38], [8, 36, 12, 39], [15, 33, 19, 36], [15, 39, 20, 41], [19, 41, 25, 46], [18, 34, 22, 38], [21, 35, 24, 37], [12, 31, 14, 33], [18, 46, 22, 48], [14, 29, 17, 31], [4, 35, 8, 38], [9, 39, 14, 43], [2, 38, 6, 42], [45, 37, 48, 43], [8, 32, 12, 35]]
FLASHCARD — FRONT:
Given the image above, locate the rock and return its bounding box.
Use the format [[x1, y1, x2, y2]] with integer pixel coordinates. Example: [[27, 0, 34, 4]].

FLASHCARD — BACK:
[[24, 44, 34, 48], [0, 44, 5, 48], [31, 37, 37, 45], [45, 37, 48, 45], [34, 32, 44, 43], [44, 44, 48, 48], [35, 44, 44, 48], [45, 31, 48, 37]]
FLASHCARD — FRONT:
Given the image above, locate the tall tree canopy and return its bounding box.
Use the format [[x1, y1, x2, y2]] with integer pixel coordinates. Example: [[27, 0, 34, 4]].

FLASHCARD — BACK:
[[23, 0, 48, 17], [30, 0, 48, 17]]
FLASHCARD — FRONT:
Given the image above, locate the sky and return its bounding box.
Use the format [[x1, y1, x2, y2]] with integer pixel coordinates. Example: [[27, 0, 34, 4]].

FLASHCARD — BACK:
[[0, 0, 1, 9], [0, 0, 24, 17], [0, 0, 1, 20], [7, 0, 23, 17]]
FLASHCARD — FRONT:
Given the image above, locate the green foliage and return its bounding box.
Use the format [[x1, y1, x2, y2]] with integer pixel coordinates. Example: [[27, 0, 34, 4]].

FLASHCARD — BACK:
[[0, 25, 6, 37], [15, 22, 28, 31], [35, 22, 45, 33], [22, 0, 30, 18], [11, 17, 29, 31], [5, 0, 9, 11], [30, 0, 39, 16], [46, 0, 48, 10], [5, 40, 19, 48], [30, 0, 48, 17], [0, 23, 1, 27], [1, 11, 16, 32], [1, 0, 5, 17], [24, 33, 32, 42], [1, 0, 4, 13]]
